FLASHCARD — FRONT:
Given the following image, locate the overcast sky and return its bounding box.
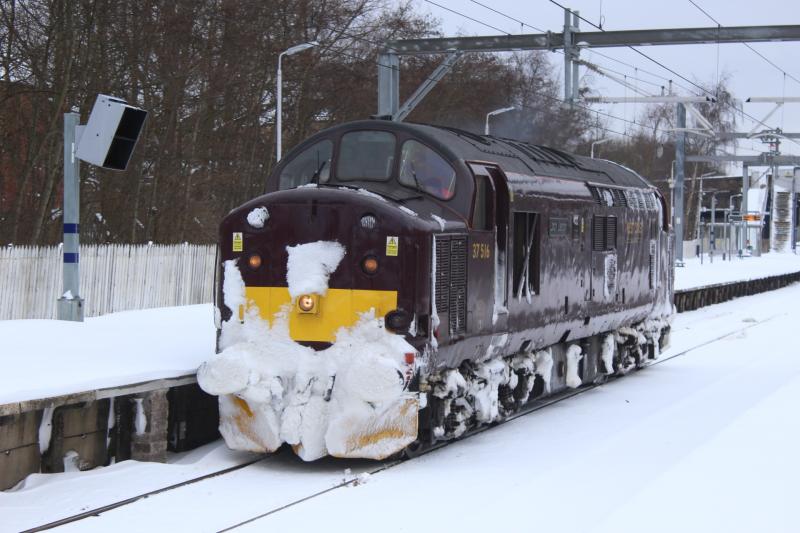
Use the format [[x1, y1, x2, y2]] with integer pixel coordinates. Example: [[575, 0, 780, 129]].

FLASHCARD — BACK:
[[405, 0, 800, 162]]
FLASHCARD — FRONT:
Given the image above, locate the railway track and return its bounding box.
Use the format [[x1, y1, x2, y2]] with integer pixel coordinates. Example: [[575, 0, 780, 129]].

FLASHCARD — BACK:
[[217, 310, 783, 532], [20, 457, 270, 533], [23, 273, 798, 532]]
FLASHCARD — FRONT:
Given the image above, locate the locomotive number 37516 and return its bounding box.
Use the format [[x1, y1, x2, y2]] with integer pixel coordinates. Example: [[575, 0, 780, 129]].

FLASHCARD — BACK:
[[472, 242, 491, 260]]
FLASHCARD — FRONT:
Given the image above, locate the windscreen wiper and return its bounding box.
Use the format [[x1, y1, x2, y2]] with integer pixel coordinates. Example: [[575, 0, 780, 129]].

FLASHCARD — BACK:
[[409, 162, 424, 193], [310, 160, 329, 185]]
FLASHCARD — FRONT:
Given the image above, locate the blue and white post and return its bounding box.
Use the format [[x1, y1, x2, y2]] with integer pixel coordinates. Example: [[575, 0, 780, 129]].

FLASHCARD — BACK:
[[57, 112, 84, 321]]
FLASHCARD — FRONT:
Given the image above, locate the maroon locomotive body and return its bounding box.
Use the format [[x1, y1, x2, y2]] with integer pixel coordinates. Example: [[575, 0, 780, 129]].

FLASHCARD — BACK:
[[200, 120, 673, 459]]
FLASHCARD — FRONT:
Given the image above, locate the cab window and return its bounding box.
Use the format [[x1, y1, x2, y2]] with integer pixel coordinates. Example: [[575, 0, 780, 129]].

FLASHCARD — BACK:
[[399, 140, 456, 200], [278, 140, 333, 189], [337, 131, 396, 180]]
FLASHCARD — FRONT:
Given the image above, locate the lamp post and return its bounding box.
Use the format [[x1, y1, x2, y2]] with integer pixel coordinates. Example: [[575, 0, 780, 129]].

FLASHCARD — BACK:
[[590, 137, 610, 158], [276, 41, 318, 162], [485, 106, 515, 135]]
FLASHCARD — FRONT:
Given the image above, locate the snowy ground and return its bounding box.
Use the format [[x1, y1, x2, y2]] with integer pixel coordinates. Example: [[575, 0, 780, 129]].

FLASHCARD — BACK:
[[1, 253, 798, 408], [3, 282, 799, 532], [674, 251, 800, 290]]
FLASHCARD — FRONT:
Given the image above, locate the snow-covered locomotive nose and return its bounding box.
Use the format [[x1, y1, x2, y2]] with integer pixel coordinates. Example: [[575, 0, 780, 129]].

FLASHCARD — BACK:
[[200, 209, 421, 460]]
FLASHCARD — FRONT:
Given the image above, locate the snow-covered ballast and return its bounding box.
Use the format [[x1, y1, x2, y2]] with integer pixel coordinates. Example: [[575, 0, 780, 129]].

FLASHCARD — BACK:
[[198, 120, 674, 461]]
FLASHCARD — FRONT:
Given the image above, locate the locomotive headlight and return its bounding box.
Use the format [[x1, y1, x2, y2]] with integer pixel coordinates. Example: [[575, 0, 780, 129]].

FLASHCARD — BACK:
[[360, 214, 377, 229], [361, 255, 379, 275], [297, 294, 317, 313], [247, 253, 262, 270], [385, 309, 412, 333]]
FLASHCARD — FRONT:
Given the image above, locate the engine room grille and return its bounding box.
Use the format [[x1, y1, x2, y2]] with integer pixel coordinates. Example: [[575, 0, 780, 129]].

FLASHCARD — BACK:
[[434, 235, 467, 336], [611, 188, 628, 207], [606, 216, 617, 249], [649, 240, 657, 289], [593, 216, 617, 251], [435, 238, 450, 314], [593, 217, 605, 251]]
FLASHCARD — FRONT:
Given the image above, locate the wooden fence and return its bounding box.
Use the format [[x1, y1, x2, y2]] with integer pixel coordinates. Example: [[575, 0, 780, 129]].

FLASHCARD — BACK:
[[0, 244, 216, 320]]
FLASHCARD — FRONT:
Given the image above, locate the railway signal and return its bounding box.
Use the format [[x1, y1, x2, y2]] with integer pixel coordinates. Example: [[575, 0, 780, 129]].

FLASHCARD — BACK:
[[58, 94, 147, 322]]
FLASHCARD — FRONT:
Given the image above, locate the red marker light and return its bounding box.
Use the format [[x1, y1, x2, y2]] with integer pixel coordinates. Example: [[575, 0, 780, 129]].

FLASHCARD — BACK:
[[404, 352, 415, 365], [362, 256, 378, 274]]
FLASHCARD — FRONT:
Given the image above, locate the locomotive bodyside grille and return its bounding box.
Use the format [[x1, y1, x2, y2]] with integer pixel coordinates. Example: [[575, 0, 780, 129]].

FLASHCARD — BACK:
[[435, 237, 450, 314], [644, 191, 656, 210], [434, 235, 467, 337], [593, 216, 617, 251], [588, 186, 603, 205], [611, 188, 628, 207], [592, 216, 605, 251], [605, 216, 617, 249], [449, 237, 467, 336], [649, 240, 656, 289]]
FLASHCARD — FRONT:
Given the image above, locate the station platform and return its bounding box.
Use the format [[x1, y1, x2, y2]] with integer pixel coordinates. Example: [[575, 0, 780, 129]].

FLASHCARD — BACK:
[[2, 253, 800, 490], [0, 305, 217, 490], [674, 252, 800, 291]]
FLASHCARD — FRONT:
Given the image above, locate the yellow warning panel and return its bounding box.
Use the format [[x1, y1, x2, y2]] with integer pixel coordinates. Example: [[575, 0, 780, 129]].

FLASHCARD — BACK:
[[243, 287, 397, 343], [386, 236, 399, 257], [232, 232, 243, 252]]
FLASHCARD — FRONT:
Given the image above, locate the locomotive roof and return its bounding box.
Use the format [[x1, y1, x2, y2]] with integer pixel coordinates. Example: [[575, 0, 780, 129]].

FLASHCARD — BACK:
[[328, 120, 652, 190]]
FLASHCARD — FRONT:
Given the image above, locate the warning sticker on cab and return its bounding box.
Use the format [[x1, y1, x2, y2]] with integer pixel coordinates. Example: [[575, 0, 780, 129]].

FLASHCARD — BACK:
[[232, 232, 243, 252], [386, 236, 399, 257]]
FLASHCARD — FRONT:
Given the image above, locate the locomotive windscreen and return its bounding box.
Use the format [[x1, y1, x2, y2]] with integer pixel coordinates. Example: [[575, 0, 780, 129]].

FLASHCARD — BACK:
[[398, 140, 456, 200], [279, 140, 333, 189], [337, 130, 396, 180]]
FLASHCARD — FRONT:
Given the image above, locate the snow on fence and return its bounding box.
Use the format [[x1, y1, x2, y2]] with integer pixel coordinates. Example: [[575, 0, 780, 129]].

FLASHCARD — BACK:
[[0, 244, 216, 320]]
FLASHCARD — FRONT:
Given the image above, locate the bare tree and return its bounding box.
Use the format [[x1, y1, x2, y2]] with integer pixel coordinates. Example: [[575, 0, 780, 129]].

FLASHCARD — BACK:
[[1, 0, 595, 245]]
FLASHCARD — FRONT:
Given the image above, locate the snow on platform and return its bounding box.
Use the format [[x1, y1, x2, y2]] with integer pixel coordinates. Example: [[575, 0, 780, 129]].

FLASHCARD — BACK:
[[675, 252, 800, 291], [0, 305, 215, 406], [3, 282, 799, 532], [1, 253, 799, 408]]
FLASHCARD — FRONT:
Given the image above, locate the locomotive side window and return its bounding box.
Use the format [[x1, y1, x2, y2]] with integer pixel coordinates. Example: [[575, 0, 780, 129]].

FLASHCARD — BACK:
[[337, 131, 396, 181], [472, 175, 493, 230], [278, 140, 333, 189], [512, 212, 540, 299], [398, 140, 456, 200]]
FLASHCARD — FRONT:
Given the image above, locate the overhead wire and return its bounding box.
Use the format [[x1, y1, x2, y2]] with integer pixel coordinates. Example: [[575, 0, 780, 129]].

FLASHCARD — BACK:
[[687, 0, 800, 86], [418, 0, 688, 138], [460, 0, 672, 95], [546, 0, 790, 135], [430, 1, 678, 135], [684, 0, 800, 150], [467, 0, 546, 33], [329, 44, 648, 139], [318, 9, 676, 140], [322, 43, 641, 140], [422, 0, 510, 35], [589, 49, 696, 94], [547, 0, 710, 96]]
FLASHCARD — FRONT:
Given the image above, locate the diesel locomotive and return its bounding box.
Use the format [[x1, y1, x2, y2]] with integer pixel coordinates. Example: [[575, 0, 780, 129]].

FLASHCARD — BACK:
[[198, 119, 673, 460]]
